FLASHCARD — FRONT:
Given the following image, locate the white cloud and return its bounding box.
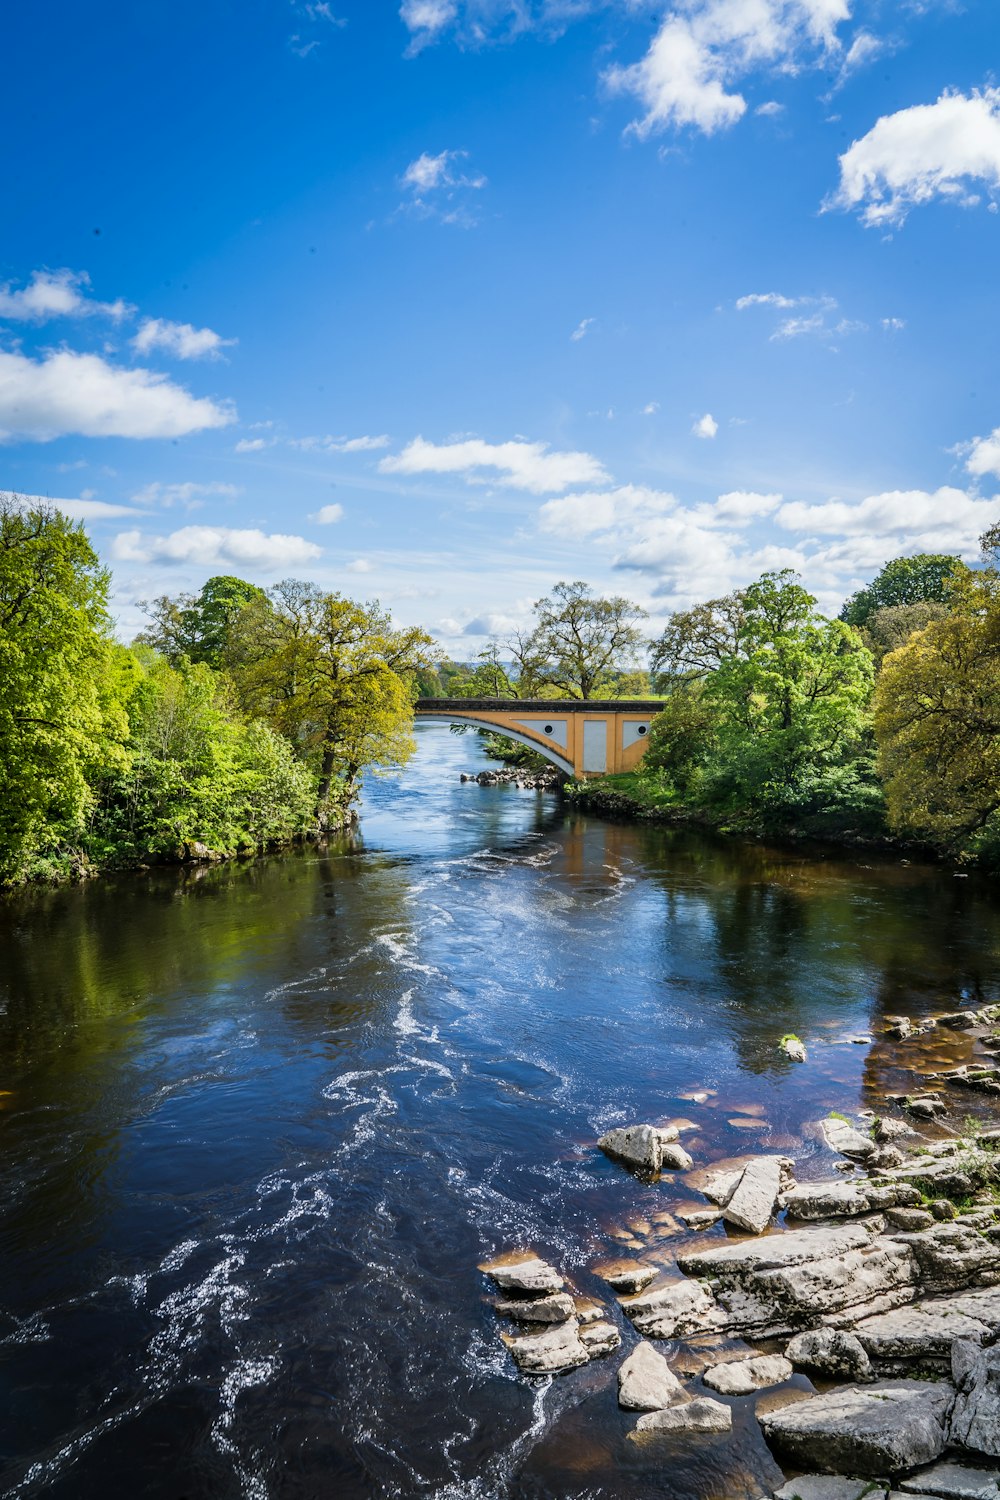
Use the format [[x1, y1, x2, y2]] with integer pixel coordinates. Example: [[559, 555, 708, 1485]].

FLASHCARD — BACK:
[[400, 0, 457, 50], [131, 481, 239, 509], [605, 0, 850, 139], [755, 100, 784, 117], [346, 557, 372, 573], [538, 483, 677, 537], [775, 487, 998, 546], [399, 149, 487, 225], [881, 316, 906, 332], [967, 427, 1000, 482], [292, 433, 391, 452], [829, 87, 1000, 227], [3, 490, 141, 522], [707, 490, 782, 524], [692, 412, 718, 439], [131, 317, 236, 360], [571, 317, 595, 341], [380, 434, 610, 493], [0, 349, 234, 442], [736, 291, 800, 310], [235, 437, 268, 453], [641, 401, 659, 415], [0, 268, 132, 322], [112, 526, 321, 569], [310, 503, 345, 523]]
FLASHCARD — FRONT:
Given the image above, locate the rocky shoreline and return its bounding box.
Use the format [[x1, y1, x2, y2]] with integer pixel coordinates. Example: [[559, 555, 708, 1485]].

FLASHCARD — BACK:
[[479, 1002, 1000, 1497], [459, 767, 563, 790]]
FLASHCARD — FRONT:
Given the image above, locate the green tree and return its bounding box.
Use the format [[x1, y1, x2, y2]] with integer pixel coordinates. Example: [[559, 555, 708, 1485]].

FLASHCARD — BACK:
[[137, 574, 265, 667], [873, 570, 1000, 850], [644, 687, 719, 794], [0, 497, 132, 881], [453, 641, 516, 698], [703, 572, 876, 818], [228, 581, 435, 817], [840, 554, 967, 629], [88, 651, 314, 862], [650, 590, 748, 684], [526, 581, 647, 699]]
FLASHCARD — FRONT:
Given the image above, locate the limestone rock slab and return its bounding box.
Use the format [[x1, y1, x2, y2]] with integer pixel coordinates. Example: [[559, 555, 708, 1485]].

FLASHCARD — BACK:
[[481, 1254, 564, 1294], [724, 1156, 784, 1235], [703, 1353, 793, 1394], [785, 1328, 873, 1382], [759, 1380, 954, 1477], [501, 1318, 589, 1374], [621, 1278, 722, 1339], [633, 1397, 733, 1435]]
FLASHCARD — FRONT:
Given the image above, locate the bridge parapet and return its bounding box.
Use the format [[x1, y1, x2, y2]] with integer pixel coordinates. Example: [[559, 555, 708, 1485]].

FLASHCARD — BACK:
[[414, 699, 664, 779]]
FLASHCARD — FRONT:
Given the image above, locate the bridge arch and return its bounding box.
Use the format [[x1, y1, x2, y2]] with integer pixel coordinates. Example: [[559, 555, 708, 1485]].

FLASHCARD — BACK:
[[414, 713, 575, 778]]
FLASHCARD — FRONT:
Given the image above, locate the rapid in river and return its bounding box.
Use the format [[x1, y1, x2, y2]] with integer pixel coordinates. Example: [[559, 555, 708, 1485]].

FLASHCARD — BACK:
[[2, 725, 999, 1500]]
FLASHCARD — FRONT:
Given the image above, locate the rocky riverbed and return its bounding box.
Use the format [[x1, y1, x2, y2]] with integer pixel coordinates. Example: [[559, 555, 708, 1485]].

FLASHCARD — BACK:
[[480, 1001, 1000, 1499], [460, 766, 563, 789]]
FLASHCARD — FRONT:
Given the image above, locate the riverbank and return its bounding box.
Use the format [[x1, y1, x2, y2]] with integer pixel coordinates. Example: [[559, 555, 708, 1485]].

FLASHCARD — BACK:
[[482, 1001, 1000, 1493], [565, 771, 941, 861]]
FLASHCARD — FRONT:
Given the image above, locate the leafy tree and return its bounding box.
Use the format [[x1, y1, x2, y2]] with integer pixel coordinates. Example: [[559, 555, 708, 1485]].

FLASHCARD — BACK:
[[873, 570, 1000, 850], [137, 574, 265, 667], [526, 581, 647, 699], [643, 688, 719, 793], [703, 572, 875, 817], [88, 651, 314, 862], [227, 581, 436, 817], [453, 642, 516, 698], [651, 591, 748, 683], [840, 554, 967, 629], [861, 600, 950, 666], [0, 497, 131, 881]]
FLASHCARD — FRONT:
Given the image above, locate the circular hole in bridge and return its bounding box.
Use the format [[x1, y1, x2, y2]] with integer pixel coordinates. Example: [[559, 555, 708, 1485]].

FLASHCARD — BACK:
[[544, 724, 554, 735], [637, 724, 648, 735]]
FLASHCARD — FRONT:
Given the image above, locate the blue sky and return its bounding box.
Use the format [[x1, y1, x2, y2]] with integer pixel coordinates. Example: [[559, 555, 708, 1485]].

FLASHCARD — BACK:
[[4, 0, 1000, 649]]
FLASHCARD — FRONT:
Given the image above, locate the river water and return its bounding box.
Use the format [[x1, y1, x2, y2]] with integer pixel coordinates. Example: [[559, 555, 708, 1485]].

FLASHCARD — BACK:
[[2, 726, 1000, 1500]]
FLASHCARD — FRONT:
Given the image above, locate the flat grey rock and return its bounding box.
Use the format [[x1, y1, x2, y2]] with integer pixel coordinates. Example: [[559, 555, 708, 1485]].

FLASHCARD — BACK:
[[785, 1329, 873, 1383], [494, 1291, 576, 1323], [579, 1319, 621, 1358], [621, 1278, 722, 1338], [854, 1288, 1000, 1363], [820, 1117, 877, 1160], [783, 1179, 920, 1222], [618, 1341, 689, 1411], [501, 1317, 589, 1373], [660, 1141, 695, 1172], [724, 1157, 784, 1235], [481, 1254, 564, 1294], [774, 1478, 887, 1500], [633, 1397, 732, 1434], [593, 1260, 658, 1294], [759, 1380, 953, 1476], [950, 1338, 1000, 1457], [900, 1463, 1000, 1500], [703, 1353, 793, 1394]]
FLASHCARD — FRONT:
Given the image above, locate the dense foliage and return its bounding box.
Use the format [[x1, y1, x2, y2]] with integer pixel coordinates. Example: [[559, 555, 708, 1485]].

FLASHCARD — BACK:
[[0, 499, 436, 884]]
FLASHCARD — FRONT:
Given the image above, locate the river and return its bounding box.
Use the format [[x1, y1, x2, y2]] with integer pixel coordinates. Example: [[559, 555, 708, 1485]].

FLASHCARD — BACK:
[[2, 725, 999, 1500]]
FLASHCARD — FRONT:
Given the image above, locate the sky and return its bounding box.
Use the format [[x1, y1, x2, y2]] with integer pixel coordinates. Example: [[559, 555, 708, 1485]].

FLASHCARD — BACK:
[[4, 0, 1000, 652]]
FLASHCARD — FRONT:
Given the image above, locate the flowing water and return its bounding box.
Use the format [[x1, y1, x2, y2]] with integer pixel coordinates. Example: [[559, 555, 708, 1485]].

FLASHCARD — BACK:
[[3, 726, 1000, 1500]]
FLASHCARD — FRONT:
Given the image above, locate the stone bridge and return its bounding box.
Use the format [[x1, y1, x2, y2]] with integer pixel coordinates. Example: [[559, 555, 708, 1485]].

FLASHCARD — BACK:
[[414, 699, 664, 779]]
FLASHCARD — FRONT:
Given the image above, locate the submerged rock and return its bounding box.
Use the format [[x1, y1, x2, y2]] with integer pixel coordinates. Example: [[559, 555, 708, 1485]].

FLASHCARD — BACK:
[[703, 1353, 793, 1394], [758, 1380, 954, 1476], [785, 1328, 874, 1383], [632, 1397, 732, 1435], [781, 1036, 808, 1063], [593, 1260, 658, 1294], [618, 1341, 689, 1411]]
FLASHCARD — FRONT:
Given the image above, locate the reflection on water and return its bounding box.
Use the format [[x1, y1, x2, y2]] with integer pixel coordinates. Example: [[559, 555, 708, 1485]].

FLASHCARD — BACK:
[[1, 724, 999, 1498]]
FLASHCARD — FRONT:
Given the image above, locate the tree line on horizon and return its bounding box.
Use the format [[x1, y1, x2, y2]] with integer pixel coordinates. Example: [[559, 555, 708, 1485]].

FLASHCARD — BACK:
[[2, 491, 1000, 884]]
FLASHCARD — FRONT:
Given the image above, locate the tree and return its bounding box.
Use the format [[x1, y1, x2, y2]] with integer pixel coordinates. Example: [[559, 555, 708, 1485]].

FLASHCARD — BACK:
[[840, 554, 967, 629], [88, 651, 314, 862], [643, 687, 719, 793], [527, 581, 647, 699], [651, 591, 748, 683], [861, 600, 950, 666], [0, 497, 131, 881], [702, 572, 875, 816], [453, 642, 515, 699], [227, 582, 436, 817], [873, 570, 1000, 849], [136, 575, 265, 667]]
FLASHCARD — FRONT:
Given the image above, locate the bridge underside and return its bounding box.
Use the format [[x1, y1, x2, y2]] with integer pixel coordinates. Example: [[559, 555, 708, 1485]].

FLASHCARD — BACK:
[[414, 699, 663, 780]]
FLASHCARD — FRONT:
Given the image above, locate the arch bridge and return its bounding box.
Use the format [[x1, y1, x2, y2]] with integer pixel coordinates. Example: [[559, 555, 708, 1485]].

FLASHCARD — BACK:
[[414, 699, 663, 779]]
